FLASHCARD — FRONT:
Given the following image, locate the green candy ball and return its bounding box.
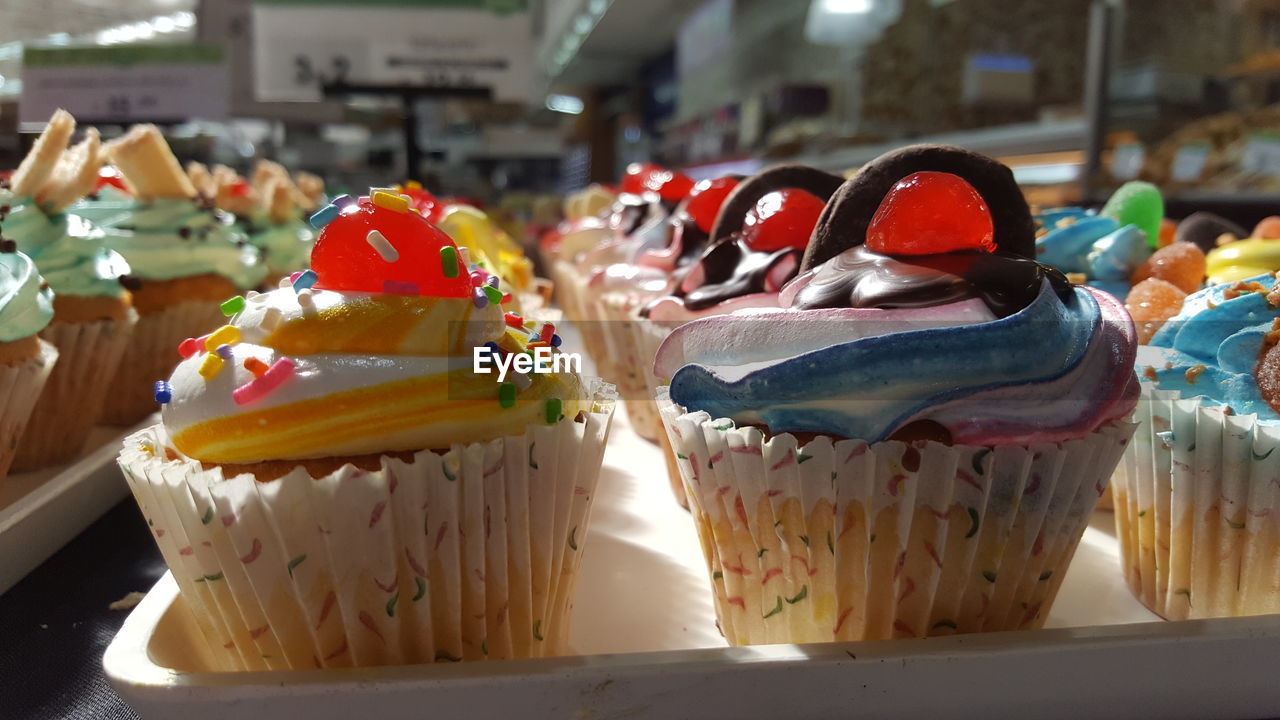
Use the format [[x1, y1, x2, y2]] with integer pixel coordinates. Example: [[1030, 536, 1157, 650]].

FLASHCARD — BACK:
[[1101, 181, 1164, 248]]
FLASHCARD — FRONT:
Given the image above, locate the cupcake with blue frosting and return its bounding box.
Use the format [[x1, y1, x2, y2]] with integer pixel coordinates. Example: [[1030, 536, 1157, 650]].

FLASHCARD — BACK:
[[1114, 274, 1280, 619]]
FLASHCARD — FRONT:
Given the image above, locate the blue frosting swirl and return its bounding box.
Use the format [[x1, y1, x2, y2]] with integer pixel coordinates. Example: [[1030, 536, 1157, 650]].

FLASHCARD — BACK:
[[1035, 208, 1150, 301], [1143, 273, 1280, 422], [669, 280, 1137, 443]]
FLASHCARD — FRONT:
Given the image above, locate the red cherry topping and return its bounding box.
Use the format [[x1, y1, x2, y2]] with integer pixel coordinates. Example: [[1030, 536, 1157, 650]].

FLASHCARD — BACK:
[[95, 173, 130, 195], [620, 163, 660, 195], [866, 171, 995, 255], [684, 177, 740, 233], [311, 197, 470, 297], [740, 189, 826, 252], [229, 179, 252, 198], [644, 168, 695, 203], [400, 185, 445, 224]]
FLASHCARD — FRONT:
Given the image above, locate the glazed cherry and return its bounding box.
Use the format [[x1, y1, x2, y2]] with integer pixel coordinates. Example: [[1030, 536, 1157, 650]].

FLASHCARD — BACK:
[[229, 179, 252, 197], [620, 163, 660, 195], [312, 198, 471, 297], [644, 168, 695, 203], [684, 177, 740, 233], [740, 189, 826, 252], [400, 185, 445, 224], [866, 171, 995, 255], [95, 174, 130, 195]]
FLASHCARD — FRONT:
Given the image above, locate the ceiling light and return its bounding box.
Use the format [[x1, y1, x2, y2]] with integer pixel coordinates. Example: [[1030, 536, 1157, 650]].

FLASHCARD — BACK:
[[545, 94, 584, 115], [821, 0, 872, 13]]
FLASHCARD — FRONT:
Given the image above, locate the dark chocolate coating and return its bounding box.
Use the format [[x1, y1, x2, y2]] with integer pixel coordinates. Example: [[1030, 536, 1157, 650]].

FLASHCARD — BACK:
[[1175, 212, 1247, 253], [792, 246, 1072, 318], [681, 239, 796, 311], [707, 164, 844, 244], [800, 144, 1035, 272]]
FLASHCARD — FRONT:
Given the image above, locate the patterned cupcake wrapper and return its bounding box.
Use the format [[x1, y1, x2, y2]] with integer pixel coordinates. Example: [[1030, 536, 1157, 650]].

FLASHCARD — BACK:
[[597, 294, 663, 443], [0, 340, 58, 485], [14, 310, 139, 471], [1112, 384, 1280, 619], [657, 390, 1135, 645], [102, 301, 226, 426], [118, 381, 616, 670], [634, 318, 686, 506]]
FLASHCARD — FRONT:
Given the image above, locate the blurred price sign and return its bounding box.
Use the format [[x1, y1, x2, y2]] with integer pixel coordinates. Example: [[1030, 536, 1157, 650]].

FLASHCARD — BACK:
[[252, 0, 532, 103], [1110, 143, 1144, 181], [20, 45, 228, 124], [1241, 132, 1280, 177], [1170, 142, 1210, 183]]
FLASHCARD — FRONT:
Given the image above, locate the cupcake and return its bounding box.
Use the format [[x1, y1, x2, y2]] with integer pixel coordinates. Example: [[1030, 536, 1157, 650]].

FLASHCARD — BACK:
[[98, 125, 266, 425], [2, 110, 137, 469], [655, 146, 1139, 644], [118, 189, 615, 669], [1204, 216, 1280, 285], [1114, 274, 1280, 619], [0, 250, 58, 484], [1034, 181, 1163, 301], [631, 166, 841, 496], [588, 175, 743, 444]]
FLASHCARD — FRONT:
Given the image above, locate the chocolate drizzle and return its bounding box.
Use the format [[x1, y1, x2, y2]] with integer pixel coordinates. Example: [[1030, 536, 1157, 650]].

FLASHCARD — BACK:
[[681, 238, 797, 311], [792, 246, 1072, 318]]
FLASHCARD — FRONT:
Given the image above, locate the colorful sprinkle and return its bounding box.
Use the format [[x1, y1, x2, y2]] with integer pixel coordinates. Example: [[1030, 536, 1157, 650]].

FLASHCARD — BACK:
[[545, 398, 561, 424], [470, 270, 487, 287], [204, 325, 240, 352], [233, 357, 296, 405], [482, 285, 502, 304], [198, 354, 225, 380], [512, 371, 532, 390], [371, 190, 409, 213], [485, 275, 499, 289], [405, 180, 422, 191], [309, 204, 340, 229], [178, 337, 199, 358], [500, 292, 512, 305], [504, 312, 523, 329], [498, 382, 516, 408], [440, 246, 459, 278], [550, 333, 563, 348], [292, 269, 318, 292], [244, 357, 269, 377], [296, 288, 316, 314], [220, 295, 245, 317], [484, 341, 501, 358], [457, 246, 471, 268], [331, 193, 354, 208], [215, 344, 234, 360], [154, 381, 172, 404], [366, 229, 398, 262], [472, 287, 488, 308], [538, 322, 556, 341]]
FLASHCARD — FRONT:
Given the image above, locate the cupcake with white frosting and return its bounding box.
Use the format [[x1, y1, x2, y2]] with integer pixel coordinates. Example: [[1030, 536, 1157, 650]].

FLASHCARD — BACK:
[[119, 188, 615, 669]]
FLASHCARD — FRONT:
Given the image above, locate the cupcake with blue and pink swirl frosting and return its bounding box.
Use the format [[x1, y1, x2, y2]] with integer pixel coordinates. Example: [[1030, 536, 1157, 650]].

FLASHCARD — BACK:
[[655, 145, 1139, 646]]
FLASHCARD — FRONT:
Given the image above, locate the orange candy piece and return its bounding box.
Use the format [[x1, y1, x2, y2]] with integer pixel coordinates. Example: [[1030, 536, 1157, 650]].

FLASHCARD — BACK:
[[1254, 216, 1280, 240], [1129, 241, 1205, 294], [1157, 218, 1177, 248], [1126, 278, 1186, 344]]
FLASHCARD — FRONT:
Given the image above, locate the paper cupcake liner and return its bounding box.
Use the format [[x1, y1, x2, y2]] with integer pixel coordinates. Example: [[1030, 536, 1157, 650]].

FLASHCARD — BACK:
[[1112, 384, 1280, 619], [657, 390, 1135, 645], [598, 294, 663, 443], [636, 318, 685, 505], [118, 381, 617, 669], [13, 311, 139, 471], [102, 301, 225, 426], [0, 340, 58, 485]]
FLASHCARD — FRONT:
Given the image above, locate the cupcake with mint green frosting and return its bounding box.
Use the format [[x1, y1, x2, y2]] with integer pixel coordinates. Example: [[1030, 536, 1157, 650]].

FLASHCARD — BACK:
[[1113, 273, 1280, 620], [0, 110, 142, 468], [97, 124, 266, 425], [0, 249, 59, 483]]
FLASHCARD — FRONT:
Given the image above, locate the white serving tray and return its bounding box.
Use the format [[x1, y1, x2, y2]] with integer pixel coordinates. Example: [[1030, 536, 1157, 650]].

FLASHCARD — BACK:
[[0, 419, 152, 594], [105, 411, 1280, 719]]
